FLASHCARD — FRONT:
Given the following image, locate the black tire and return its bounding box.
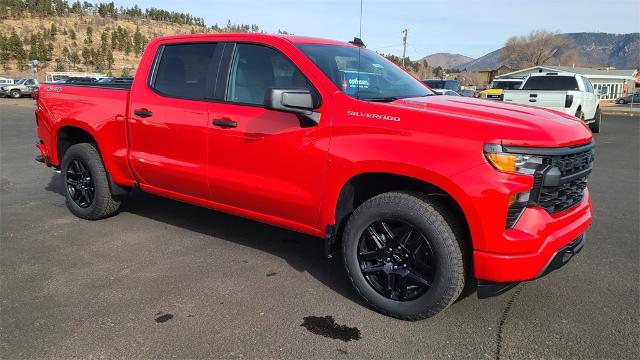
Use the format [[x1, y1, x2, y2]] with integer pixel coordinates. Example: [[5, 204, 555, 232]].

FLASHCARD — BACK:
[[342, 192, 466, 320], [10, 89, 21, 98], [575, 109, 585, 121], [61, 143, 123, 220], [589, 107, 601, 133], [617, 99, 625, 104]]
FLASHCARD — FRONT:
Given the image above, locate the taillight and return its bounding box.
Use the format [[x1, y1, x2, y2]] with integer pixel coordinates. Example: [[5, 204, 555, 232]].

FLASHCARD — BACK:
[[565, 94, 573, 108]]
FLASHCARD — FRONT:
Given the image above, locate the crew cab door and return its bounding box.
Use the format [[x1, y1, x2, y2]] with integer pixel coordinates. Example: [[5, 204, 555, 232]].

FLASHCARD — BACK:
[[128, 42, 222, 198], [206, 43, 331, 230]]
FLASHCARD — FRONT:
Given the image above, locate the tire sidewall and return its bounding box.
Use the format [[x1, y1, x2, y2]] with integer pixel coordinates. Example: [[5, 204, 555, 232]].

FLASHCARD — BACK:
[[343, 195, 463, 318], [61, 144, 110, 219], [10, 90, 20, 98]]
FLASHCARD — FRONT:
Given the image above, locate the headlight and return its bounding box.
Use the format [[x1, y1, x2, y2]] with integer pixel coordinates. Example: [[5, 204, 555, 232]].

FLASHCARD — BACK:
[[483, 143, 545, 175]]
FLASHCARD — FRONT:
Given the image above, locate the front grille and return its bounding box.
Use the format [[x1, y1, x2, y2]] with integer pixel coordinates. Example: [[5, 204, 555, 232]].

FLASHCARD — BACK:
[[532, 146, 594, 214], [538, 177, 588, 213], [551, 149, 594, 177]]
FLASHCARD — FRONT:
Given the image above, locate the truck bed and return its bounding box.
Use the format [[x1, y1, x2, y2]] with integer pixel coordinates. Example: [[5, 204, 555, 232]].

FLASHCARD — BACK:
[[36, 83, 133, 185]]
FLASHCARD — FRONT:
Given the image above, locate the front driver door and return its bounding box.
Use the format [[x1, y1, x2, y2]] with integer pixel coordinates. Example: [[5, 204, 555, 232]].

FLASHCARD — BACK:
[[206, 43, 331, 231]]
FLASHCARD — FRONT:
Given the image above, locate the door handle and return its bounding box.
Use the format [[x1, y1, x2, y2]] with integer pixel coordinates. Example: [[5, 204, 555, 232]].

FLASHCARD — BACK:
[[212, 119, 237, 128], [134, 108, 153, 118]]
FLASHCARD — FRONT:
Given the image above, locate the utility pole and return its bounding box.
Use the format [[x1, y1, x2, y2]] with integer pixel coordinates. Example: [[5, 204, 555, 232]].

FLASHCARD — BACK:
[[401, 29, 408, 68]]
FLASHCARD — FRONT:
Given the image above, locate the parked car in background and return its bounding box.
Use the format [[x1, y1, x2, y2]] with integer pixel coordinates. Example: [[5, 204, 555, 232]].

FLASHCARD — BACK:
[[616, 92, 639, 104], [35, 33, 595, 320], [55, 77, 99, 84], [45, 72, 108, 83], [98, 77, 134, 84], [479, 79, 523, 100], [459, 89, 476, 97], [432, 89, 460, 96], [422, 79, 461, 93], [503, 72, 601, 132], [1, 78, 39, 98]]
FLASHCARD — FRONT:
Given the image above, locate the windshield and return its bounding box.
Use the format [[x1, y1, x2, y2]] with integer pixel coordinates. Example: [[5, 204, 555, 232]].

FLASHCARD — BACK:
[[297, 44, 433, 101], [490, 81, 522, 90]]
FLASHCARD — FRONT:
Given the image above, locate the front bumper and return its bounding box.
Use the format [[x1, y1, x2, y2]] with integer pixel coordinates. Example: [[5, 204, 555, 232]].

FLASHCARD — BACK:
[[477, 233, 586, 298], [473, 187, 591, 283]]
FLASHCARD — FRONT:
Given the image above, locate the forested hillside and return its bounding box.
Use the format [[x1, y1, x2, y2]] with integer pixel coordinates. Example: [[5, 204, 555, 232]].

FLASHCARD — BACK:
[[0, 0, 266, 77]]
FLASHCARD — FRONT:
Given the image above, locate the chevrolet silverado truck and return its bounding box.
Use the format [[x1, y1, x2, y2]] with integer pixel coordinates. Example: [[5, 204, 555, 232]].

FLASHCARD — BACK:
[[503, 72, 601, 133], [35, 33, 594, 320]]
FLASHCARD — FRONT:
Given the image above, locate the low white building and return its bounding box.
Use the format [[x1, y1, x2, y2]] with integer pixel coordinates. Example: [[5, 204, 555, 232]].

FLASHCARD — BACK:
[[496, 65, 638, 101]]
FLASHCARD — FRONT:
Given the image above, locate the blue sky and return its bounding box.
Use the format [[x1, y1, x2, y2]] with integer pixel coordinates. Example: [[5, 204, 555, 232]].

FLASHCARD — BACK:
[[114, 0, 640, 59]]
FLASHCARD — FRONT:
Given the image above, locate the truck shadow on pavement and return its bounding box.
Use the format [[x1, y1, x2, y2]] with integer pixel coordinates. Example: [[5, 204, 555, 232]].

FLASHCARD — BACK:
[[45, 174, 364, 306]]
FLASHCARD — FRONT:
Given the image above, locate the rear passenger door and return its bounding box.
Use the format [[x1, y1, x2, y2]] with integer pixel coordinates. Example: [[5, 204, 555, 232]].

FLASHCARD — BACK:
[[128, 42, 222, 199], [205, 43, 331, 230]]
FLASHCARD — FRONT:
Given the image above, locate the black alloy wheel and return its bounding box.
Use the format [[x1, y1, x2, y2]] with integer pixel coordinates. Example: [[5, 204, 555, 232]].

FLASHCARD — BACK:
[[358, 219, 435, 301], [65, 158, 95, 208]]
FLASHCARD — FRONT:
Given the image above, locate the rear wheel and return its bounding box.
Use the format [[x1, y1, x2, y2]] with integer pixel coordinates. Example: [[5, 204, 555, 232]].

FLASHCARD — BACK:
[[575, 109, 585, 121], [617, 99, 625, 104], [10, 90, 21, 98], [342, 192, 466, 320], [589, 107, 601, 133], [61, 143, 123, 220]]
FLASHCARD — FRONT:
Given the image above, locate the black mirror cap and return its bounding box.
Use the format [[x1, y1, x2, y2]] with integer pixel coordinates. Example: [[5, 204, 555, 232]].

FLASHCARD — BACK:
[[265, 88, 320, 126], [265, 88, 314, 112]]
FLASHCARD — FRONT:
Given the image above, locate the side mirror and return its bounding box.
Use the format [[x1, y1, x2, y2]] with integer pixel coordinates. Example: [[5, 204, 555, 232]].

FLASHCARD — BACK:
[[265, 88, 320, 126]]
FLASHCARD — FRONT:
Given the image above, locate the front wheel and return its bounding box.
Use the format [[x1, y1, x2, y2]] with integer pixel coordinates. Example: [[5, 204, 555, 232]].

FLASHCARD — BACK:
[[342, 192, 466, 320], [589, 107, 601, 133], [61, 143, 123, 220]]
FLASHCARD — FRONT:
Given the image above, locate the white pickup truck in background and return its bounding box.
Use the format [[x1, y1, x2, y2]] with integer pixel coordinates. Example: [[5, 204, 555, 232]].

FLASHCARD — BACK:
[[503, 72, 601, 133]]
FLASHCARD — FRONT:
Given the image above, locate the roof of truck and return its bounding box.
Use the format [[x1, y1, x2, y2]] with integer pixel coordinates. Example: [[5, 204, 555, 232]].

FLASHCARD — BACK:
[[153, 33, 356, 47]]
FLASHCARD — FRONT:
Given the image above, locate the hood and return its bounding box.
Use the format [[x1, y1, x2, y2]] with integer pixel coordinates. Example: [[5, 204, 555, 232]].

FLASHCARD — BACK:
[[390, 95, 592, 147]]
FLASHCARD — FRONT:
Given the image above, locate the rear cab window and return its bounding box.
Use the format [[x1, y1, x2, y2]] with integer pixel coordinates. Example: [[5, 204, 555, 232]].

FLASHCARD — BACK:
[[522, 76, 580, 91]]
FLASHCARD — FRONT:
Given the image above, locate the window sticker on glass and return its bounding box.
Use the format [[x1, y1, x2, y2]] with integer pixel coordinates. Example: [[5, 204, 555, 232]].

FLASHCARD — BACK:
[[340, 71, 375, 96]]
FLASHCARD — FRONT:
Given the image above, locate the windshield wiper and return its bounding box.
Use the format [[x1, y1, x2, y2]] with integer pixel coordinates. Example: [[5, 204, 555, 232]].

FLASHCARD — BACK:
[[361, 94, 434, 102], [362, 96, 400, 102]]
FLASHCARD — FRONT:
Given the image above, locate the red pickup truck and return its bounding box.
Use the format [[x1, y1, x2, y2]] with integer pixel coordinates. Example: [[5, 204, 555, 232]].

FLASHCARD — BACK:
[[35, 33, 594, 320]]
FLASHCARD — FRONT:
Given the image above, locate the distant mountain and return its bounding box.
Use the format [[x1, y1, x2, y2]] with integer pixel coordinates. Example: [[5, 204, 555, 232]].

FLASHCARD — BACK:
[[417, 53, 475, 69], [455, 32, 640, 71]]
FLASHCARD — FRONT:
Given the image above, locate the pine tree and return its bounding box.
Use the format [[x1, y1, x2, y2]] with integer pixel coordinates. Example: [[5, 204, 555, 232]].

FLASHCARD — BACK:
[[85, 26, 93, 45], [54, 58, 65, 71], [133, 26, 144, 56], [106, 49, 114, 70], [50, 23, 57, 39]]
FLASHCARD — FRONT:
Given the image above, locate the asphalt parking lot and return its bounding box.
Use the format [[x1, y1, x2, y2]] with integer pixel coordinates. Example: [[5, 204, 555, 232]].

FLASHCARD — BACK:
[[1, 98, 638, 359]]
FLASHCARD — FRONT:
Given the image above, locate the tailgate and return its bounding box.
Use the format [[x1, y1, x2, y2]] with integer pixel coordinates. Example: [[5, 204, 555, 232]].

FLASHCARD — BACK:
[[503, 90, 568, 112]]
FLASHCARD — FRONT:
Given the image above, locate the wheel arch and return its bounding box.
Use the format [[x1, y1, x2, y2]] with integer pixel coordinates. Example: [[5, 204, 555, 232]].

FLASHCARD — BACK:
[[55, 124, 131, 196], [326, 170, 472, 259]]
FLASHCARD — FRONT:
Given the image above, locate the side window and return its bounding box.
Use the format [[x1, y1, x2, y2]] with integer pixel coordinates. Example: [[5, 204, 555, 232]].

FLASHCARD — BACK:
[[227, 43, 317, 106], [152, 43, 218, 100], [24, 79, 34, 86], [584, 78, 594, 94]]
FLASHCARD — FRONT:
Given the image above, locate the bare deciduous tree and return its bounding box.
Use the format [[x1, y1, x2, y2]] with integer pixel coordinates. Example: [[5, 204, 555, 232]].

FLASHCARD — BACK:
[[500, 30, 580, 68]]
